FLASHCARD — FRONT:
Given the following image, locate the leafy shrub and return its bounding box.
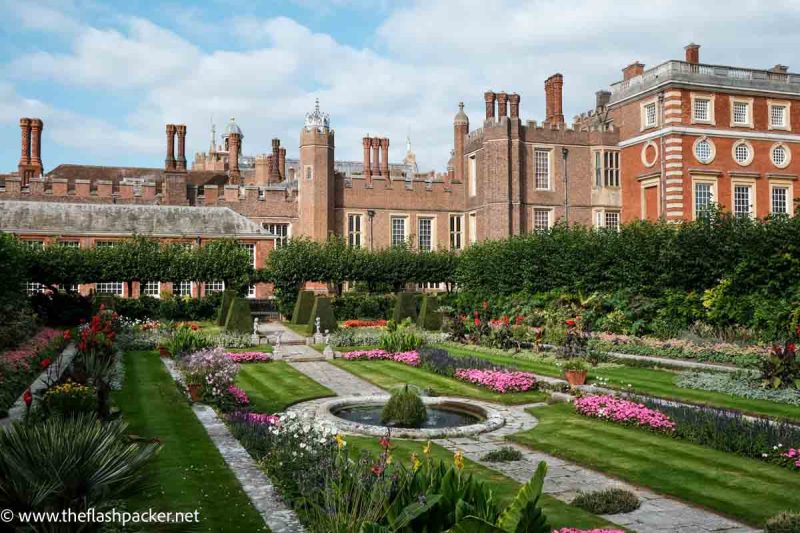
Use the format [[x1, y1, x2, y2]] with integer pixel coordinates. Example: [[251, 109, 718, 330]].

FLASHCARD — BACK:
[[329, 327, 383, 347], [379, 319, 424, 352], [308, 295, 338, 333], [0, 414, 159, 525], [30, 290, 92, 326], [41, 381, 96, 418], [166, 324, 212, 358], [759, 341, 800, 389], [572, 488, 640, 515], [393, 292, 419, 322], [224, 297, 252, 334], [766, 512, 800, 533], [291, 289, 315, 324], [481, 446, 523, 462], [381, 384, 428, 427], [0, 306, 38, 353], [677, 371, 800, 406]]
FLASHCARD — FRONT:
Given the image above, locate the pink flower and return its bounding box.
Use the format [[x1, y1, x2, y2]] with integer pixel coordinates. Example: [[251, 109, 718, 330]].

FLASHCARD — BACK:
[[226, 352, 271, 363], [454, 368, 537, 393], [342, 350, 420, 366], [227, 385, 250, 405], [574, 395, 675, 432]]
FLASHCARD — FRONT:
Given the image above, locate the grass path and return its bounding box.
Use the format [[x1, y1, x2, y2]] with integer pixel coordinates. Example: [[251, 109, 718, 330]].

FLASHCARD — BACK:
[[509, 402, 800, 527], [114, 351, 268, 532], [330, 359, 547, 405], [442, 344, 800, 421], [347, 436, 626, 532], [236, 361, 335, 413]]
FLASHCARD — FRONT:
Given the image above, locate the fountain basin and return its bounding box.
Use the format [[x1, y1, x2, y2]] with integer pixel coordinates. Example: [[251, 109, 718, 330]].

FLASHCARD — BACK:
[[316, 395, 505, 439]]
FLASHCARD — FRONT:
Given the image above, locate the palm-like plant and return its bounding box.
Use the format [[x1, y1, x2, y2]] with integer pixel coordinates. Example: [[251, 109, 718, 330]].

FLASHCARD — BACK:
[[0, 414, 160, 530]]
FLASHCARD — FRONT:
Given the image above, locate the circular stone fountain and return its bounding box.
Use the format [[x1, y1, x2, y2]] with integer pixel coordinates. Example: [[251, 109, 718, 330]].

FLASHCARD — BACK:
[[315, 395, 505, 438]]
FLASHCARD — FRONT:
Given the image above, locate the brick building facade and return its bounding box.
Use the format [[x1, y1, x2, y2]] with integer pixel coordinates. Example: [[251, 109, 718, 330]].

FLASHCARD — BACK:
[[2, 43, 797, 299]]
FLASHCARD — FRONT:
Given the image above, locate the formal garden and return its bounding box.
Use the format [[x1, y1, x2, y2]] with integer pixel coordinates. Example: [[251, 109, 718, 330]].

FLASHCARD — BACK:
[[2, 211, 800, 532]]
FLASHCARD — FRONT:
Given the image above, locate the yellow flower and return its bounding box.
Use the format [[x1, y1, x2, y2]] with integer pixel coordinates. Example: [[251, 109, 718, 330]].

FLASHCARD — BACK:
[[335, 434, 346, 449], [454, 450, 464, 471], [411, 453, 422, 472], [423, 441, 432, 457], [385, 454, 393, 465]]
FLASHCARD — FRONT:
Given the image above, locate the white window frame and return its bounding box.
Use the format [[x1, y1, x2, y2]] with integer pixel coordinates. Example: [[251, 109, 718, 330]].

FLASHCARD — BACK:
[[205, 281, 225, 294], [532, 207, 552, 232], [691, 175, 718, 220], [768, 100, 791, 131], [769, 180, 794, 216], [730, 97, 754, 128], [417, 216, 435, 252], [731, 139, 754, 166], [174, 281, 193, 298], [533, 147, 552, 190], [262, 222, 290, 247], [239, 243, 257, 299], [690, 93, 715, 125], [692, 136, 716, 164], [770, 142, 792, 169], [731, 179, 756, 219], [641, 98, 658, 130], [96, 282, 124, 297], [142, 281, 161, 298], [467, 152, 477, 197], [346, 212, 363, 248], [449, 214, 464, 251], [390, 215, 408, 247]]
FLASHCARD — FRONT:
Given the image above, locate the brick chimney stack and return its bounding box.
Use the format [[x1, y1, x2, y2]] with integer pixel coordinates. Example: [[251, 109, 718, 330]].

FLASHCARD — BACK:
[[19, 118, 31, 168], [270, 138, 280, 184], [175, 124, 187, 171], [544, 77, 554, 122], [550, 74, 564, 125], [484, 91, 496, 121], [228, 132, 241, 182], [380, 138, 390, 177], [684, 43, 700, 64], [165, 124, 176, 171], [453, 102, 469, 184], [371, 137, 381, 176], [497, 92, 508, 118], [595, 90, 611, 110], [623, 61, 645, 81], [362, 136, 372, 185], [509, 93, 520, 119], [279, 147, 286, 180], [30, 119, 43, 169]]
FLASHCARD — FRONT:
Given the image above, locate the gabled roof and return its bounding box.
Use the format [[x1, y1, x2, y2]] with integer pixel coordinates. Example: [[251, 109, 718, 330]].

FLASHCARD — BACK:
[[45, 164, 228, 186], [0, 200, 272, 239]]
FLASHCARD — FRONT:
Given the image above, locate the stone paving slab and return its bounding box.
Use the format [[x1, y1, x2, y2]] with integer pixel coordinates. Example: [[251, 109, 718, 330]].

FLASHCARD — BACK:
[[287, 360, 385, 396], [162, 358, 304, 532], [605, 350, 738, 373]]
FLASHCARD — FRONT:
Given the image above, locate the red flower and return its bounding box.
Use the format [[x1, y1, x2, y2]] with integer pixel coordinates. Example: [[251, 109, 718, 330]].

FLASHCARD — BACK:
[[98, 304, 106, 311], [63, 330, 72, 341], [39, 358, 52, 370], [474, 318, 481, 327], [515, 315, 524, 325], [788, 343, 797, 353], [371, 465, 385, 476], [23, 389, 32, 407], [565, 319, 577, 327], [378, 436, 391, 450], [502, 315, 510, 325], [473, 310, 479, 318]]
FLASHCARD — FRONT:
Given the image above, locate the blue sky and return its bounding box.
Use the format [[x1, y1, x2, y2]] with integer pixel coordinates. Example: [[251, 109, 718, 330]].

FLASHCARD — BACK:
[[2, 0, 799, 172]]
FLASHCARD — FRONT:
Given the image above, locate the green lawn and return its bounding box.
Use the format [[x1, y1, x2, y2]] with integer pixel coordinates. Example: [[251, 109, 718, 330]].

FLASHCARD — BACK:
[[235, 361, 335, 413], [509, 403, 800, 527], [330, 359, 547, 405], [347, 436, 625, 531], [442, 344, 800, 422], [282, 320, 311, 336], [114, 351, 267, 532]]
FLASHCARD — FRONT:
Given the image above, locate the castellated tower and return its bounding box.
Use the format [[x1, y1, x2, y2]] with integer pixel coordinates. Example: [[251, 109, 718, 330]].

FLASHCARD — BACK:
[[297, 99, 335, 241]]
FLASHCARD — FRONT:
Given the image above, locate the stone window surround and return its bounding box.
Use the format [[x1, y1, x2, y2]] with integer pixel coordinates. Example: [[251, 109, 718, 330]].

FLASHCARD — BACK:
[[345, 211, 365, 249], [532, 206, 553, 231], [690, 92, 716, 125], [731, 139, 755, 166], [592, 208, 621, 230], [729, 96, 754, 128], [641, 140, 659, 168], [416, 214, 437, 252], [467, 151, 478, 197], [448, 213, 464, 251], [767, 99, 792, 131], [639, 176, 661, 220], [591, 147, 621, 188], [769, 179, 795, 216], [690, 174, 718, 220], [731, 176, 757, 218], [692, 136, 716, 164], [640, 96, 659, 131], [389, 213, 409, 246], [770, 142, 792, 169], [467, 211, 478, 244]]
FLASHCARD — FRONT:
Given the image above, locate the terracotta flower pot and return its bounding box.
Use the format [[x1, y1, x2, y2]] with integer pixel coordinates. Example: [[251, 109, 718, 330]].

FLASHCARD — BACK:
[[187, 384, 202, 402], [158, 346, 170, 358], [564, 370, 588, 387]]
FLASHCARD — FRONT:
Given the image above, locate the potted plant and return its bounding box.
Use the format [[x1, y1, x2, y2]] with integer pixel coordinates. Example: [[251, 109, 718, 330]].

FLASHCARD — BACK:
[[186, 378, 203, 402], [562, 358, 589, 387], [158, 345, 170, 358]]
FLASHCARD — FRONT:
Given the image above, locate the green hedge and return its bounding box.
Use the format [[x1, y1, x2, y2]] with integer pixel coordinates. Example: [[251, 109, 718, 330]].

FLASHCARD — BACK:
[[225, 297, 252, 333], [217, 290, 236, 326], [393, 292, 418, 323], [291, 290, 315, 324], [308, 296, 338, 333], [418, 294, 442, 331], [331, 293, 396, 320]]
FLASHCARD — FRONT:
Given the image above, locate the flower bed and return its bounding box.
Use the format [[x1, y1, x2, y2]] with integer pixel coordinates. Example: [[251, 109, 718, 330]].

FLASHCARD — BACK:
[[574, 395, 675, 432], [226, 352, 271, 363], [342, 319, 388, 328], [0, 328, 67, 416], [590, 333, 767, 367], [676, 371, 800, 406], [454, 368, 537, 393], [341, 349, 420, 366]]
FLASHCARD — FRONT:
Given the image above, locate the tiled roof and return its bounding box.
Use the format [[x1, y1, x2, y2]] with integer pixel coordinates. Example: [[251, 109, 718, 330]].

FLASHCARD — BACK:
[[0, 200, 271, 239], [45, 164, 228, 186]]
